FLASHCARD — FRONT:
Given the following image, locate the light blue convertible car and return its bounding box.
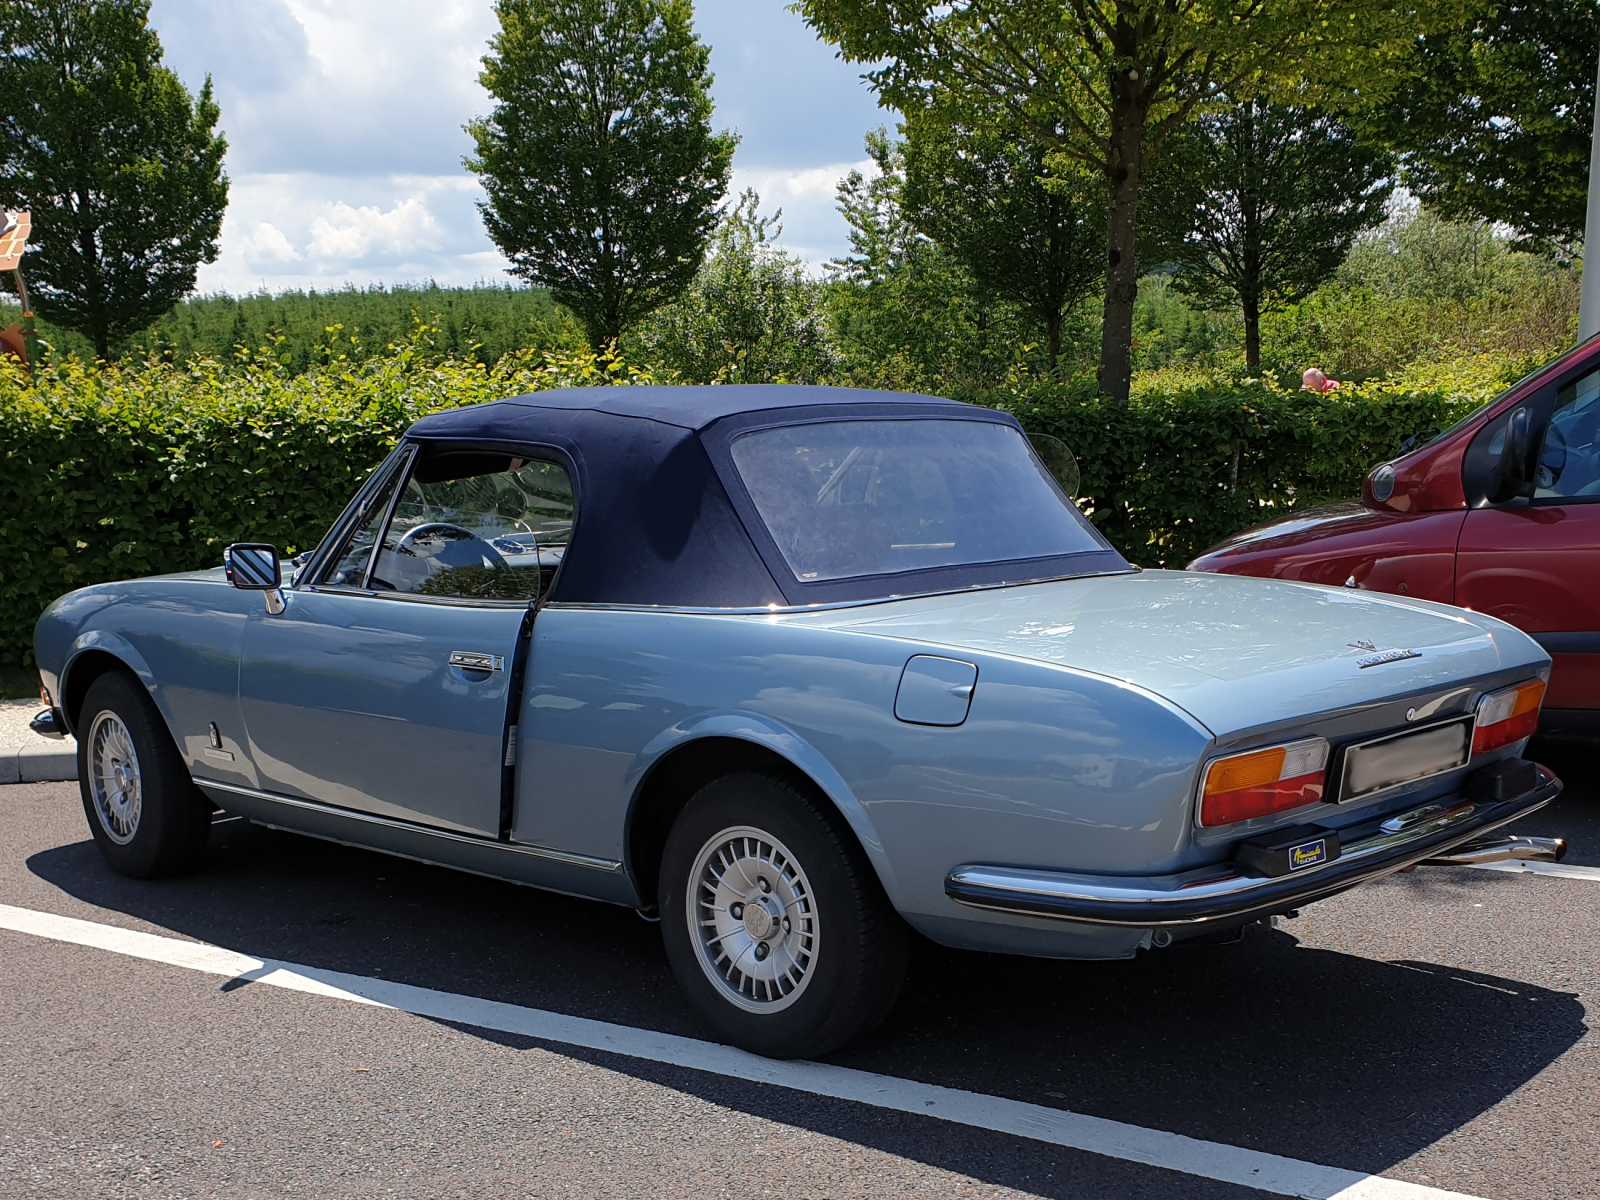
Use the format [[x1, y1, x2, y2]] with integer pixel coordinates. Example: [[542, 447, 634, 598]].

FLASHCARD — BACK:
[[33, 386, 1567, 1057]]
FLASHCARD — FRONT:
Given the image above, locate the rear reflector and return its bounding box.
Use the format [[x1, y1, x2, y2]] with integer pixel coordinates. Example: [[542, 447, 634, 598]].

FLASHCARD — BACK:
[[1200, 737, 1329, 827], [1473, 680, 1545, 755]]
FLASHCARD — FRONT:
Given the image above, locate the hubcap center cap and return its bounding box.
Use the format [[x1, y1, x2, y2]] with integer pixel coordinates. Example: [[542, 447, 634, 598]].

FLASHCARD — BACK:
[[742, 895, 781, 940]]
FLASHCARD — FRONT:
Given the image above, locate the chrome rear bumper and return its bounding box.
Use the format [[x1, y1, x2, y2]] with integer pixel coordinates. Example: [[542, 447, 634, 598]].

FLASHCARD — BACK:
[[1422, 834, 1566, 867], [945, 764, 1562, 928]]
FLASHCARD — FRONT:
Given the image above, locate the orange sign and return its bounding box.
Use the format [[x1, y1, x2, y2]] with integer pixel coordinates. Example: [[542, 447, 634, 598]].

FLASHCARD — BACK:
[[0, 211, 29, 272]]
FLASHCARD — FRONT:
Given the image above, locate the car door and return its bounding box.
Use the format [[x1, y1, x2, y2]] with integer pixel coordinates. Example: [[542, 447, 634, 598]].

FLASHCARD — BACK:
[[1458, 362, 1600, 710], [238, 446, 575, 836]]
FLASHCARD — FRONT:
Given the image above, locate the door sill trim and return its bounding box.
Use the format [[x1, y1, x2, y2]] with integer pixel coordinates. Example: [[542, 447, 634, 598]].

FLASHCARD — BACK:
[[197, 780, 624, 873]]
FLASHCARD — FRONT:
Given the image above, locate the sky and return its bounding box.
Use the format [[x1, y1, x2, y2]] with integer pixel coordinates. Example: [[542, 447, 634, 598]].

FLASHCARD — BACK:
[[147, 0, 892, 296]]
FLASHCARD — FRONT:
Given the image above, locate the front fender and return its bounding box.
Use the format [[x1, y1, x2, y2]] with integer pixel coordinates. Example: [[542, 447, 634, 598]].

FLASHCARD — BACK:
[[57, 631, 162, 737], [629, 710, 900, 899]]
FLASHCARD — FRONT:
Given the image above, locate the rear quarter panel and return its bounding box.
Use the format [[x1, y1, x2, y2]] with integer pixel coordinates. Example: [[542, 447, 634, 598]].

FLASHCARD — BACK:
[[513, 606, 1212, 923]]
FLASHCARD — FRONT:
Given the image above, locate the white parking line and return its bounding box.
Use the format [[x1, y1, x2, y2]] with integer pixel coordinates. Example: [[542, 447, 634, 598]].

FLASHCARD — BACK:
[[1468, 860, 1600, 882], [0, 903, 1484, 1200]]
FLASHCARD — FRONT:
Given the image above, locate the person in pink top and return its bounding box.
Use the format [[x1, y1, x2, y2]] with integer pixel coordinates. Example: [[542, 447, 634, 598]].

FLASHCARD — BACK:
[[1302, 367, 1341, 393]]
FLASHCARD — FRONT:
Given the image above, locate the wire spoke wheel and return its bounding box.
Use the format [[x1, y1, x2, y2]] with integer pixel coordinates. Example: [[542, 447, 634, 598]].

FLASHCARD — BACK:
[[88, 711, 143, 845], [688, 825, 819, 1014]]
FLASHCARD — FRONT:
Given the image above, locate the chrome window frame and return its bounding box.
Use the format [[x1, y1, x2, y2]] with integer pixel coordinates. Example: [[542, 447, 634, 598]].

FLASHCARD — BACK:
[[296, 444, 417, 591]]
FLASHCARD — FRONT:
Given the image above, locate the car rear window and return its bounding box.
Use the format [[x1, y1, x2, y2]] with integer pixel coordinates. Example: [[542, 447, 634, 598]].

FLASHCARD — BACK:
[[728, 419, 1103, 583]]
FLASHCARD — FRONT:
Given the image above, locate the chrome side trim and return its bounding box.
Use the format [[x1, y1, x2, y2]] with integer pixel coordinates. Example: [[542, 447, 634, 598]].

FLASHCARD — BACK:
[[301, 586, 532, 610], [538, 568, 1142, 618], [197, 779, 623, 872]]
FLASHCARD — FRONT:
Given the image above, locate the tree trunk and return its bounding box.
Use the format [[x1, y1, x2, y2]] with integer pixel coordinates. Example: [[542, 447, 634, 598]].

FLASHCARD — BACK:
[[77, 208, 109, 360], [1240, 102, 1262, 373], [1045, 305, 1062, 373], [1242, 290, 1261, 371], [1099, 87, 1145, 403]]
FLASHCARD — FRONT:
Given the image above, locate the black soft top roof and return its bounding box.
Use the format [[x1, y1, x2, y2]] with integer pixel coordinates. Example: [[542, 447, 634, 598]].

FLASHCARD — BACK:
[[403, 385, 1127, 608]]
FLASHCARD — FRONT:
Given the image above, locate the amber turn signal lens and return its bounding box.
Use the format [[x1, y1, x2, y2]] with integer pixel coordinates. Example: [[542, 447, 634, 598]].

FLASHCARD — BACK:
[[1204, 747, 1286, 796]]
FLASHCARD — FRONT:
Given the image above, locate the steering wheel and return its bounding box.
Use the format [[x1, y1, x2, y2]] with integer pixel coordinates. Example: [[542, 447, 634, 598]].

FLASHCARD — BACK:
[[397, 523, 509, 567], [375, 523, 509, 593]]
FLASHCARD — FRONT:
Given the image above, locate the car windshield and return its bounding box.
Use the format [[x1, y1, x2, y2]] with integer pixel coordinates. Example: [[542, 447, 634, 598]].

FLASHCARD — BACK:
[[728, 419, 1104, 583]]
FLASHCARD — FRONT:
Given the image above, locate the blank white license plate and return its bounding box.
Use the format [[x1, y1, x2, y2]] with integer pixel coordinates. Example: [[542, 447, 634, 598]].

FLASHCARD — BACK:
[[1339, 718, 1472, 802]]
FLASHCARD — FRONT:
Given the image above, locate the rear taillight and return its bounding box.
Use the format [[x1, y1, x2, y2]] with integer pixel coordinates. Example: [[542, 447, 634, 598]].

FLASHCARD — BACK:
[[1199, 737, 1329, 827], [1473, 680, 1545, 755]]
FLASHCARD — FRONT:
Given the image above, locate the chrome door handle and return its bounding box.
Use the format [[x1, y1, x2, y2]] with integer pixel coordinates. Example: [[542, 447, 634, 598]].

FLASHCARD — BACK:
[[448, 651, 505, 672]]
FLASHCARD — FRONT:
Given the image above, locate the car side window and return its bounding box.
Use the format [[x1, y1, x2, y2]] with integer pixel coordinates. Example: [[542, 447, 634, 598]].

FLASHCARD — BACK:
[[369, 457, 574, 602], [316, 461, 408, 589], [1535, 367, 1600, 501]]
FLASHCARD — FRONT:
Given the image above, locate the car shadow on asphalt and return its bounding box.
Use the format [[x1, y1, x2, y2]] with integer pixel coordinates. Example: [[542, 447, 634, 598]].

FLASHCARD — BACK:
[[26, 810, 1587, 1195]]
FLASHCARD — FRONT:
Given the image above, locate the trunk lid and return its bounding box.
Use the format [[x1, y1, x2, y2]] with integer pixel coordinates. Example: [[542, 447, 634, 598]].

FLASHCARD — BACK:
[[790, 570, 1545, 737]]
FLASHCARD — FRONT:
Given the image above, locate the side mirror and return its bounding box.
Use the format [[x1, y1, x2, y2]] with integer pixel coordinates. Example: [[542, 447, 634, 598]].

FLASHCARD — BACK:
[[224, 543, 282, 590], [1487, 406, 1536, 504]]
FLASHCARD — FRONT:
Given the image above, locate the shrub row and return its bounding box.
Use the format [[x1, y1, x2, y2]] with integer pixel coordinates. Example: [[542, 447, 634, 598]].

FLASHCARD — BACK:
[[0, 344, 1490, 668], [0, 340, 653, 667], [1009, 378, 1479, 568]]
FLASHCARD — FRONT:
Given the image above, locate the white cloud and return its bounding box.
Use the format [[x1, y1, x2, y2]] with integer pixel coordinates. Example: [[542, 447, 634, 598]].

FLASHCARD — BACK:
[[240, 222, 302, 264], [731, 159, 875, 269], [308, 198, 440, 260]]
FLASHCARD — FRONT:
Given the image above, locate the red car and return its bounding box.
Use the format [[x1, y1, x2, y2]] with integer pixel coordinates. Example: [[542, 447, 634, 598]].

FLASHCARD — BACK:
[[1190, 338, 1600, 737]]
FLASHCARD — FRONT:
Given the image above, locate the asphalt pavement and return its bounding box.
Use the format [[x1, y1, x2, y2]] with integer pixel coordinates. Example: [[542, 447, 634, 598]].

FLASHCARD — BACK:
[[1, 739, 1597, 1200]]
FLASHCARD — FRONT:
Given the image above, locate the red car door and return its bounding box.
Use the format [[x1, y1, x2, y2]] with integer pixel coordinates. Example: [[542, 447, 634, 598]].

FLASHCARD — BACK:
[[1458, 362, 1600, 711]]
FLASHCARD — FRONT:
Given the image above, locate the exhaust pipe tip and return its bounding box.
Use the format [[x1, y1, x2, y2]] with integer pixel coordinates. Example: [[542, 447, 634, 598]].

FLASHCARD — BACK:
[[1422, 835, 1567, 868]]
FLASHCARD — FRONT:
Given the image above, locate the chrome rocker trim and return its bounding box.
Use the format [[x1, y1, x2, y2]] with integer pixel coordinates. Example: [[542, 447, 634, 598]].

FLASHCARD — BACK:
[[944, 767, 1562, 928], [198, 780, 638, 908]]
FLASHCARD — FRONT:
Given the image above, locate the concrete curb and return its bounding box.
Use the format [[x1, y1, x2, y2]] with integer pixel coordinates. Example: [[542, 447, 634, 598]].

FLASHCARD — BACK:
[[0, 742, 78, 784]]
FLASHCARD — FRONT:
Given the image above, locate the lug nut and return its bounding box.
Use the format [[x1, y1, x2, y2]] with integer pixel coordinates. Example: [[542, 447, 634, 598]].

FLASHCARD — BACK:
[[758, 877, 771, 893], [754, 943, 769, 961], [782, 917, 791, 933], [730, 902, 743, 919]]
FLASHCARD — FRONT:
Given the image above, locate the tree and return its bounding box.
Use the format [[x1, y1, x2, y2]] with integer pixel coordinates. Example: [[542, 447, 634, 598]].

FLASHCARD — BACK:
[[1364, 0, 1599, 253], [0, 0, 227, 359], [1143, 98, 1393, 370], [899, 112, 1104, 372], [795, 0, 1440, 401], [826, 132, 1041, 398], [467, 0, 737, 349], [634, 189, 837, 384]]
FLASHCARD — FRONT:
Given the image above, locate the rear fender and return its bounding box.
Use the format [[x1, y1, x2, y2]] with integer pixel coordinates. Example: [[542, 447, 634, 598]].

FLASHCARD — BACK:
[[628, 710, 900, 901]]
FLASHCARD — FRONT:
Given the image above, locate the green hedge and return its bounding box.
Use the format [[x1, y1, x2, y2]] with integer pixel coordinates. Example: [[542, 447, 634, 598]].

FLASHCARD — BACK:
[[0, 340, 654, 667], [0, 343, 1490, 669], [1008, 379, 1479, 568]]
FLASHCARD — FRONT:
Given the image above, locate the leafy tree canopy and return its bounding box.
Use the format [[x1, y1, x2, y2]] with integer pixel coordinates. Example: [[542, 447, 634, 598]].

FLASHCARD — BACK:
[[1365, 0, 1599, 252], [0, 0, 228, 358], [793, 0, 1454, 400], [899, 112, 1104, 371], [467, 0, 737, 348], [1143, 98, 1394, 369], [826, 132, 1056, 398]]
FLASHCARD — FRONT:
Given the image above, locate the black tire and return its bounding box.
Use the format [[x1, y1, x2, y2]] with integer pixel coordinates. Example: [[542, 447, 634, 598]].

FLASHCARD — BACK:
[[659, 772, 909, 1058], [77, 671, 211, 878]]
